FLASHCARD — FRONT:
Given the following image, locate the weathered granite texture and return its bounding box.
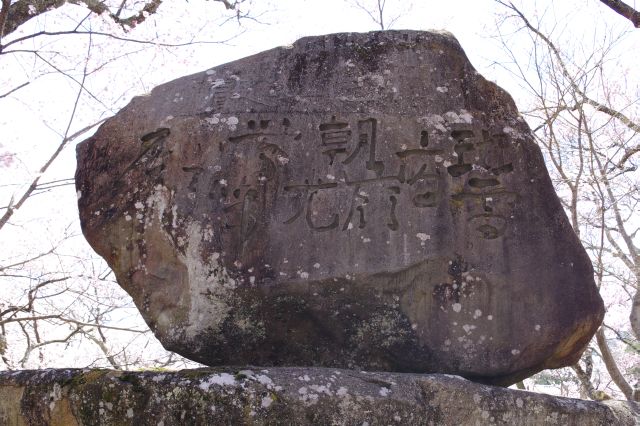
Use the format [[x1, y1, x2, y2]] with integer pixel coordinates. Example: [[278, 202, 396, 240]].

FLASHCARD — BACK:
[[75, 30, 604, 385], [0, 368, 638, 425]]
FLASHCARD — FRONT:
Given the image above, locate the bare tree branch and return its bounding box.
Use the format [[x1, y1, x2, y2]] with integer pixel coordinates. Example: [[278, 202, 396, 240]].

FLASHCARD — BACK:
[[603, 323, 640, 353], [0, 0, 161, 39], [572, 353, 598, 400], [0, 118, 104, 232], [0, 81, 29, 99], [0, 0, 249, 41], [81, 330, 122, 369], [0, 314, 147, 333], [599, 0, 640, 28], [1, 28, 238, 54], [19, 327, 81, 367], [349, 0, 410, 30], [596, 328, 639, 401], [0, 0, 11, 40], [494, 1, 640, 400], [496, 1, 640, 166]]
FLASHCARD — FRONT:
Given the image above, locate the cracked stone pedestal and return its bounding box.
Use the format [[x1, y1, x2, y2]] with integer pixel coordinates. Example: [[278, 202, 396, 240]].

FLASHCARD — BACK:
[[75, 30, 604, 386]]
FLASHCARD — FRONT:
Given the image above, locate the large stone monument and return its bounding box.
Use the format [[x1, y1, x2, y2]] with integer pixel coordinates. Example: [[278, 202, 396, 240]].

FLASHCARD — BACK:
[[75, 30, 604, 386]]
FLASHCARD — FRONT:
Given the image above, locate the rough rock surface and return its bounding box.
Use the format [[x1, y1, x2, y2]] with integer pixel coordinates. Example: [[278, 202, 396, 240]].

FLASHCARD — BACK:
[[75, 30, 604, 385], [1, 368, 638, 426]]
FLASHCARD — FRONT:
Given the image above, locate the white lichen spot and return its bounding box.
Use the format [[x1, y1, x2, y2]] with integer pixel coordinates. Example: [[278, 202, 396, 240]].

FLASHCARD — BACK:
[[337, 387, 348, 396], [198, 373, 236, 391], [254, 374, 274, 387], [171, 204, 179, 229], [313, 263, 320, 269], [452, 303, 462, 313], [205, 69, 216, 75], [278, 156, 289, 165], [418, 114, 447, 133], [76, 190, 82, 200], [473, 309, 482, 319], [516, 397, 524, 408], [444, 110, 473, 124], [369, 74, 385, 87], [416, 233, 430, 242], [211, 78, 225, 88], [436, 86, 448, 93], [145, 185, 171, 226], [487, 315, 493, 321], [458, 110, 473, 123], [511, 349, 520, 355], [261, 396, 273, 408], [473, 394, 481, 404], [125, 214, 132, 221], [205, 115, 220, 125], [48, 383, 62, 410], [379, 387, 391, 397], [535, 324, 541, 331], [126, 408, 134, 418]]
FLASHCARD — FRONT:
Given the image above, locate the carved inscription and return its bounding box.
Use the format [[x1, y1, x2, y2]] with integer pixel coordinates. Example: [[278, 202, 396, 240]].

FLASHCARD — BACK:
[[282, 117, 516, 239], [208, 75, 240, 112], [214, 115, 518, 248]]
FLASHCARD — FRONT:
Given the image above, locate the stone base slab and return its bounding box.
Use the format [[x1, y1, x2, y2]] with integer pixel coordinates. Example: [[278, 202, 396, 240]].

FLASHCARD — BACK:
[[0, 367, 637, 425]]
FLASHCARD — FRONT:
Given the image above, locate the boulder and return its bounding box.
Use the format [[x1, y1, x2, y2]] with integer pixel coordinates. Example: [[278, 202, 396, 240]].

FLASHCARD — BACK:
[[75, 30, 604, 385], [1, 368, 638, 425]]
